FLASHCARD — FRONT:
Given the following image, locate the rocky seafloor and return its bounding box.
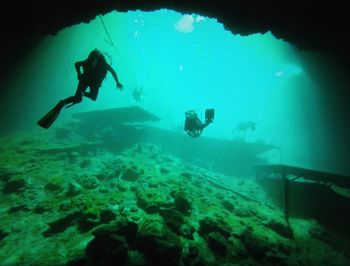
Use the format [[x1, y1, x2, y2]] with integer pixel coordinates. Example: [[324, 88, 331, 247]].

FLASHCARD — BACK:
[[0, 125, 349, 266]]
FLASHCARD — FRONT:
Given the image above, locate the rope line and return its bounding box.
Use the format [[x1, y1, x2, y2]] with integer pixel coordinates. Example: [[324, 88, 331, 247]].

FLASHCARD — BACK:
[[98, 14, 128, 73]]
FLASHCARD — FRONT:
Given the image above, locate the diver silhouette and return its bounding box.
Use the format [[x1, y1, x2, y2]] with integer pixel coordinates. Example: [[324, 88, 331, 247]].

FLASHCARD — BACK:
[[37, 49, 123, 129], [184, 109, 215, 137]]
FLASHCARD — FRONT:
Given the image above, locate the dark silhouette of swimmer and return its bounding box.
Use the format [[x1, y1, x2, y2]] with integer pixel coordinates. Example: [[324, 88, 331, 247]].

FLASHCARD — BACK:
[[132, 87, 144, 102], [184, 109, 214, 137], [37, 49, 123, 129]]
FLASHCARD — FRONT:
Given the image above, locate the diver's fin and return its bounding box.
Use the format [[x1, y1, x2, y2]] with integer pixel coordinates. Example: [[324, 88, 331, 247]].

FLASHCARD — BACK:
[[37, 100, 65, 129]]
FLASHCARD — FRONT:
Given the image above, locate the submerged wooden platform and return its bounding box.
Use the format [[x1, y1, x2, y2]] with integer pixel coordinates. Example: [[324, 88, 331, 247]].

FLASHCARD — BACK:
[[142, 126, 277, 178], [71, 106, 161, 125], [255, 164, 350, 222], [255, 164, 350, 188]]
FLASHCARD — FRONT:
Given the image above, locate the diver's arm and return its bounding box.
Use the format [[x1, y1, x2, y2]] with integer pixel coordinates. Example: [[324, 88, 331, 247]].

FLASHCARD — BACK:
[[202, 120, 211, 129], [191, 130, 202, 137], [107, 64, 123, 90], [187, 129, 202, 138], [75, 60, 86, 80]]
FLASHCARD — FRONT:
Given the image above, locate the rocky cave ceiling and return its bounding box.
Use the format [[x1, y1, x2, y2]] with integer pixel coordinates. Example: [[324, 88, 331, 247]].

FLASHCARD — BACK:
[[1, 0, 349, 83]]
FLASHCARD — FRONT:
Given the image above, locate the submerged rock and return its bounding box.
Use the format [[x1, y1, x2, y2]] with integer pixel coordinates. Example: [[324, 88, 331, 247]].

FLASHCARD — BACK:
[[99, 209, 117, 224], [0, 172, 12, 182], [173, 192, 192, 216], [198, 217, 232, 239], [43, 211, 83, 237], [159, 166, 170, 174], [222, 199, 235, 212], [182, 244, 200, 265], [116, 181, 128, 192], [33, 205, 51, 214], [135, 234, 182, 266], [180, 172, 192, 180], [2, 178, 26, 194], [206, 231, 229, 256], [75, 175, 99, 190], [159, 208, 194, 239], [235, 206, 257, 218], [79, 159, 91, 168], [127, 250, 147, 265], [0, 229, 9, 240], [59, 196, 87, 213], [44, 176, 66, 194], [263, 220, 294, 239], [78, 212, 99, 233], [136, 189, 168, 214], [309, 224, 332, 244], [160, 208, 184, 233], [8, 204, 30, 213], [121, 167, 144, 182], [239, 229, 269, 261], [85, 234, 128, 265], [65, 182, 81, 197], [91, 219, 139, 247]]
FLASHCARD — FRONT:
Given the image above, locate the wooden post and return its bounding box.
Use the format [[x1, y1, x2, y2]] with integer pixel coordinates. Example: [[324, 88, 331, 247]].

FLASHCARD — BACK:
[[282, 166, 290, 222]]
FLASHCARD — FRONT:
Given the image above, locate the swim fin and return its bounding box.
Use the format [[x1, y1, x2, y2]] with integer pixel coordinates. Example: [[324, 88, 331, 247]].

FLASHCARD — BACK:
[[37, 100, 65, 129]]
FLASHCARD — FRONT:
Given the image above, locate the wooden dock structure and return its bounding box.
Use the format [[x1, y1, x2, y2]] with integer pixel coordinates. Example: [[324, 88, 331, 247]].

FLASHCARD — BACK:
[[254, 164, 350, 222]]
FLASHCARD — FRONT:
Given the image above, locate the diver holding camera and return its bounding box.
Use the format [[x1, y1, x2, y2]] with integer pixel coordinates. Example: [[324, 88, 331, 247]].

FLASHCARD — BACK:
[[184, 108, 215, 137]]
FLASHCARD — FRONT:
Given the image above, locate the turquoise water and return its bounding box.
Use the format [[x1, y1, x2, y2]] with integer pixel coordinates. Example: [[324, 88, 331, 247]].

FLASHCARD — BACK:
[[2, 9, 349, 174], [0, 9, 350, 265]]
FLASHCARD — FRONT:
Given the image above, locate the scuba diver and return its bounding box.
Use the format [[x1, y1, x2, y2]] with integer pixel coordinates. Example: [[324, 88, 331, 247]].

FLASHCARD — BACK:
[[132, 87, 144, 102], [37, 49, 123, 129], [184, 108, 215, 137]]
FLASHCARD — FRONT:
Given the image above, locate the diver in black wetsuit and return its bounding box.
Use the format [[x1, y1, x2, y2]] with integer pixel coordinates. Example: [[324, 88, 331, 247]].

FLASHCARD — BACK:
[[184, 109, 215, 137], [37, 49, 123, 129], [64, 49, 123, 107]]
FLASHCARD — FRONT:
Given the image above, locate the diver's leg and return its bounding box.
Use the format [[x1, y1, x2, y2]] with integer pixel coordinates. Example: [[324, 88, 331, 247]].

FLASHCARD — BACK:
[[84, 86, 99, 101], [63, 82, 86, 107]]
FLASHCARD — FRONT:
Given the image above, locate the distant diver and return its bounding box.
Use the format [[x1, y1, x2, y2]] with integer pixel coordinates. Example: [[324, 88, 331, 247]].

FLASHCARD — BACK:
[[37, 49, 123, 129], [237, 121, 257, 132], [184, 109, 215, 137], [132, 87, 144, 102], [234, 121, 257, 138]]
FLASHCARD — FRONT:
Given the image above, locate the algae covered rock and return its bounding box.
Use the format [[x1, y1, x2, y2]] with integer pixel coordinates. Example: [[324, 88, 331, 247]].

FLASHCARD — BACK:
[[235, 205, 257, 218], [59, 195, 87, 213], [222, 199, 235, 212], [78, 212, 100, 233], [91, 219, 139, 247], [2, 178, 26, 194], [136, 234, 182, 266], [182, 244, 200, 266], [85, 233, 129, 265], [116, 181, 129, 192], [136, 188, 169, 214], [198, 217, 235, 258], [99, 209, 117, 224], [137, 218, 166, 239], [44, 177, 65, 193], [65, 181, 82, 197], [206, 231, 229, 256], [79, 159, 91, 168], [75, 175, 99, 190], [159, 208, 185, 233], [121, 166, 144, 182], [136, 219, 182, 266], [239, 229, 269, 261], [198, 217, 232, 239], [173, 192, 192, 216], [159, 208, 195, 239], [0, 229, 9, 240], [43, 211, 84, 237], [263, 219, 294, 239]]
